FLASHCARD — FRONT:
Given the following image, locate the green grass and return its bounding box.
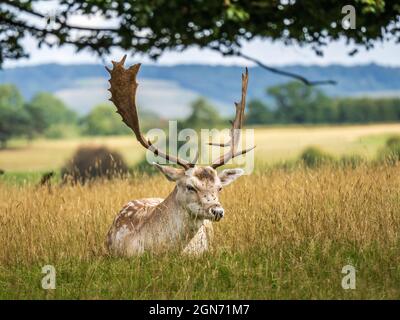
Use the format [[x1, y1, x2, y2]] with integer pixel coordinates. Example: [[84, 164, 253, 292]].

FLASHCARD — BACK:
[[2, 244, 399, 299], [0, 171, 61, 185]]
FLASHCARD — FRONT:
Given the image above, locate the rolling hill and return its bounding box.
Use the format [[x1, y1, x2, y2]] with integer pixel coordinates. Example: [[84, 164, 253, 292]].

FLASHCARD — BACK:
[[1, 62, 400, 118]]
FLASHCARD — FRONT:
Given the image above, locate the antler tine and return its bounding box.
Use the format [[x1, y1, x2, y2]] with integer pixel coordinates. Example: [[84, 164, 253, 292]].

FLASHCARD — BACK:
[[211, 67, 255, 169], [191, 149, 199, 166], [107, 56, 193, 170]]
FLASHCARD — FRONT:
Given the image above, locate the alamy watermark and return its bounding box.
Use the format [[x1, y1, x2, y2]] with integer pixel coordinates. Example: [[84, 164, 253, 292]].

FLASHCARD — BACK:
[[41, 265, 56, 290], [341, 264, 356, 290], [342, 5, 356, 30], [144, 121, 255, 173]]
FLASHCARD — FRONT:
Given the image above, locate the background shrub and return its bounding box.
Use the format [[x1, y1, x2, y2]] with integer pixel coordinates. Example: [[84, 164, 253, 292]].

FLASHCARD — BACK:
[[61, 146, 128, 184], [378, 135, 400, 165], [300, 146, 335, 168], [386, 135, 400, 148]]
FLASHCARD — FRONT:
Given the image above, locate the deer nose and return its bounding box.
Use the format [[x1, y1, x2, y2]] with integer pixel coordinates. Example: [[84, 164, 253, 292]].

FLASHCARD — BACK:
[[210, 206, 224, 221]]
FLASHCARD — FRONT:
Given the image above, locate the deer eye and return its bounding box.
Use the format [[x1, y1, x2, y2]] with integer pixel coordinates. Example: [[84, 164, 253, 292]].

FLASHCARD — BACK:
[[218, 186, 223, 192], [186, 185, 196, 192]]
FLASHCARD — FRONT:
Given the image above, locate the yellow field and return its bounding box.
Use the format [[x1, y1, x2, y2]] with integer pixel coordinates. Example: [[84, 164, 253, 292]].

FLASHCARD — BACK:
[[254, 123, 400, 163], [1, 123, 400, 172], [1, 164, 399, 298], [0, 136, 145, 172]]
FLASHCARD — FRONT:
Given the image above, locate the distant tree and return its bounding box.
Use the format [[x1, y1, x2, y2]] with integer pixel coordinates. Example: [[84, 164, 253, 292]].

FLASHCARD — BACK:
[[180, 98, 222, 129], [264, 84, 400, 125], [267, 82, 335, 124], [0, 84, 24, 109], [44, 124, 81, 139], [380, 99, 400, 122], [336, 97, 400, 123], [81, 104, 131, 136], [246, 99, 274, 125], [137, 110, 166, 132], [25, 92, 77, 136], [0, 84, 30, 148]]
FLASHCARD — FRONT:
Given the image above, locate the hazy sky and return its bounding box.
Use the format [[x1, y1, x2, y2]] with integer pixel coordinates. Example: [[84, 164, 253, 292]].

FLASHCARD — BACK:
[[7, 37, 399, 68], [4, 1, 400, 68]]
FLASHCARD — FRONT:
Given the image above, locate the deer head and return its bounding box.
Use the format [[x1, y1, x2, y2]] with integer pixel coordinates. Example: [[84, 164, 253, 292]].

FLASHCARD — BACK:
[[153, 164, 244, 221], [106, 56, 254, 222]]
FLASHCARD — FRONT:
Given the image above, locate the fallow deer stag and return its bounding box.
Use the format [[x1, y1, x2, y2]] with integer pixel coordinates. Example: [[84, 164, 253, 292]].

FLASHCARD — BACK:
[[106, 55, 254, 256]]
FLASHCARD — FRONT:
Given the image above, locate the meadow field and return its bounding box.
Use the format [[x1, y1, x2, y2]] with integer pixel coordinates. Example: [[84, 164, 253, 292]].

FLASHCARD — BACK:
[[1, 124, 400, 299], [1, 123, 400, 173]]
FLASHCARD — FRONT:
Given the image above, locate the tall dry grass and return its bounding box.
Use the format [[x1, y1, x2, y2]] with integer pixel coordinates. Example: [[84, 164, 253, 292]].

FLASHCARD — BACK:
[[1, 164, 400, 299]]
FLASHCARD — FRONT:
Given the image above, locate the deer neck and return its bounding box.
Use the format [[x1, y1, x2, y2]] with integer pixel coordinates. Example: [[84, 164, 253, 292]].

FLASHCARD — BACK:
[[154, 187, 204, 248]]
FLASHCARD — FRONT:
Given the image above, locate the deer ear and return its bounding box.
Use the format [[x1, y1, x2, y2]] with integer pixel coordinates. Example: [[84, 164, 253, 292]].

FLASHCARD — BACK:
[[218, 168, 244, 186], [153, 163, 185, 182]]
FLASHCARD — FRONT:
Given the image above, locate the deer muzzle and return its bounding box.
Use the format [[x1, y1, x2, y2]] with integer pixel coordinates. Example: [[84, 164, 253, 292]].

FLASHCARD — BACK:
[[209, 205, 224, 221]]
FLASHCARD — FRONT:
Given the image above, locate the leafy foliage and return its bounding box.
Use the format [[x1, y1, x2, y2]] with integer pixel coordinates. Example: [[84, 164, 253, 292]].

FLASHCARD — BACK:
[[1, 0, 399, 84], [26, 92, 77, 136], [81, 104, 131, 136], [246, 99, 274, 125], [180, 98, 222, 129], [336, 97, 400, 123], [43, 124, 80, 139], [0, 84, 30, 147], [247, 81, 400, 125], [80, 103, 164, 136], [267, 82, 336, 123], [0, 85, 166, 146], [0, 85, 80, 146]]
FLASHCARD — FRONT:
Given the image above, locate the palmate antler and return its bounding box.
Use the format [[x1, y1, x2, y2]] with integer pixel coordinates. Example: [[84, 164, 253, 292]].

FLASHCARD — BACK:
[[106, 55, 194, 170], [106, 56, 254, 170], [208, 68, 255, 169]]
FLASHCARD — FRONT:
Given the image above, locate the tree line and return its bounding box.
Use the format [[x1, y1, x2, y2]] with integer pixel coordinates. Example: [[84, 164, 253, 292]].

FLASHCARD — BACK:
[[247, 82, 400, 125], [0, 84, 136, 148], [2, 82, 400, 148]]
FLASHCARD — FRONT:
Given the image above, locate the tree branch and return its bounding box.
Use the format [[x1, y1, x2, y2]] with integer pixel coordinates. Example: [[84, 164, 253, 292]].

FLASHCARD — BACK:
[[1, 16, 45, 34], [2, 0, 44, 18], [237, 52, 337, 86], [1, 1, 337, 86], [3, 0, 120, 33]]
